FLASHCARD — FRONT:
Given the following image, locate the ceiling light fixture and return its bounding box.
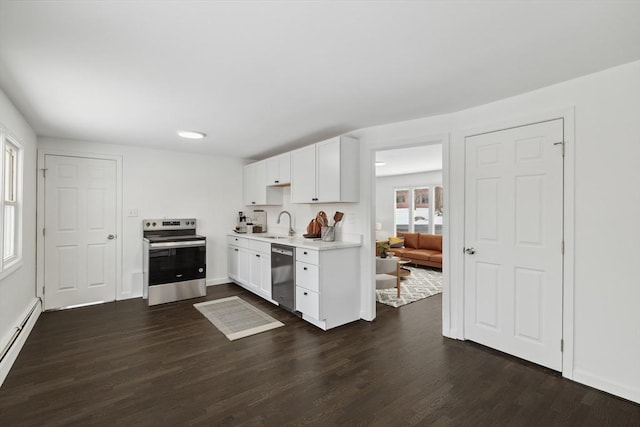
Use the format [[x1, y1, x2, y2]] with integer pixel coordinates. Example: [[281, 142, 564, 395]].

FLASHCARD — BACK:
[[375, 161, 386, 166], [177, 130, 206, 140]]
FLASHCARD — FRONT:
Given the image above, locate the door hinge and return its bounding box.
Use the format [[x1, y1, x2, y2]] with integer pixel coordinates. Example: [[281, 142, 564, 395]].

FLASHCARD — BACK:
[[553, 141, 565, 157], [42, 286, 45, 295], [561, 240, 565, 255], [41, 168, 48, 178], [561, 339, 564, 352], [43, 228, 46, 236]]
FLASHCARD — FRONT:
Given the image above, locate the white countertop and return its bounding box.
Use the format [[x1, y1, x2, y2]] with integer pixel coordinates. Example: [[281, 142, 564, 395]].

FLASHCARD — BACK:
[[228, 233, 361, 251]]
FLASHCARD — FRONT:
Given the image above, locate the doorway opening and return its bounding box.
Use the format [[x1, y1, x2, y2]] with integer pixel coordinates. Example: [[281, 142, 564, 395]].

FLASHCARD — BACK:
[[373, 143, 445, 310]]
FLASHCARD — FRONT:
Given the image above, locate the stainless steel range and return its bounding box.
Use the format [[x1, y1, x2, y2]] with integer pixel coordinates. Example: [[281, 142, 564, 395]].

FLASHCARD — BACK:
[[143, 218, 206, 306]]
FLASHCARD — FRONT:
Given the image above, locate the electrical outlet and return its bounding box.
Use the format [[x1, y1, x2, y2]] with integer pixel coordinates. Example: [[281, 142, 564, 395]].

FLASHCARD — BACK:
[[127, 208, 139, 217]]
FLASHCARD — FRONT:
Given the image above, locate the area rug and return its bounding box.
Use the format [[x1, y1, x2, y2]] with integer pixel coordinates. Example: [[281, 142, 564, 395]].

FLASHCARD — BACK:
[[194, 296, 284, 341], [376, 266, 443, 308]]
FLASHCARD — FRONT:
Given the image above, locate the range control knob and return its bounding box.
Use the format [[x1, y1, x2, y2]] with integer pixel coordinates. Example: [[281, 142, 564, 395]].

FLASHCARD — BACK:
[[146, 222, 150, 227], [152, 222, 156, 227]]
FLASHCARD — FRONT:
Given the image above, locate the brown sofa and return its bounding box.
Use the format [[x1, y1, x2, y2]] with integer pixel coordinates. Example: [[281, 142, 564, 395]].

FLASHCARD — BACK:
[[386, 232, 442, 269]]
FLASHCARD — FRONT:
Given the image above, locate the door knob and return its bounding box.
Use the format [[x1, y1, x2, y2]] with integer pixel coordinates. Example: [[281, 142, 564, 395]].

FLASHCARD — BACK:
[[464, 247, 475, 255], [108, 234, 116, 240]]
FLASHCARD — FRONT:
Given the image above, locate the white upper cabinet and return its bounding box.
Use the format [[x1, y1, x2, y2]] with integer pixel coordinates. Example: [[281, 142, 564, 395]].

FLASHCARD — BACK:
[[291, 145, 317, 203], [291, 136, 360, 203], [265, 152, 291, 186], [243, 161, 282, 206]]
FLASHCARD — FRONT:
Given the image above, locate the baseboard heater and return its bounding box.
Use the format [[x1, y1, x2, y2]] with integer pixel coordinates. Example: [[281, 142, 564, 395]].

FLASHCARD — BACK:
[[0, 298, 40, 363]]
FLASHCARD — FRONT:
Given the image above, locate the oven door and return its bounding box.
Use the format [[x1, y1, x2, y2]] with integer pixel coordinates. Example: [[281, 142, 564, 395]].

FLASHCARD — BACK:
[[148, 240, 206, 286]]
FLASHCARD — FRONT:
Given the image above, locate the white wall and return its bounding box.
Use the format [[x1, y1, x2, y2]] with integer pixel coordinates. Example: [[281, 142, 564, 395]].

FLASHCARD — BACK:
[[375, 171, 443, 236], [352, 60, 640, 403], [252, 187, 362, 243], [37, 138, 245, 298], [0, 88, 38, 369]]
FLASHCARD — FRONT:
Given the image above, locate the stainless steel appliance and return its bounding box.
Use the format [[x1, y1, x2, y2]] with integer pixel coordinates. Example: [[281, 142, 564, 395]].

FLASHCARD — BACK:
[[143, 218, 206, 306], [271, 243, 295, 311]]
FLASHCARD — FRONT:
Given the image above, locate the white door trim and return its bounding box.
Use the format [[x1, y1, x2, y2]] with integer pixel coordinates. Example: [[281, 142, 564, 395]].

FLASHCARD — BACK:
[[453, 107, 576, 378], [362, 133, 450, 330], [36, 149, 123, 304]]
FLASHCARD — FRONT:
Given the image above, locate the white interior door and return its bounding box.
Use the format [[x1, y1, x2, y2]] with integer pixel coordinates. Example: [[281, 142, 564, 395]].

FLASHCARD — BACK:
[[464, 119, 564, 371], [44, 155, 117, 310]]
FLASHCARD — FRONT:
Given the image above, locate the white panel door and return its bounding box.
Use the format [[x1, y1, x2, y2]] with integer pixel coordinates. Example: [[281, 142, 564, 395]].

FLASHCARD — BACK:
[[464, 119, 564, 371], [44, 155, 117, 310]]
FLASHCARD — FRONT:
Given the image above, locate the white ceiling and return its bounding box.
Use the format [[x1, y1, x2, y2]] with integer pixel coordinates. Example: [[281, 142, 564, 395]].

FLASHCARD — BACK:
[[0, 1, 639, 160], [375, 145, 442, 177]]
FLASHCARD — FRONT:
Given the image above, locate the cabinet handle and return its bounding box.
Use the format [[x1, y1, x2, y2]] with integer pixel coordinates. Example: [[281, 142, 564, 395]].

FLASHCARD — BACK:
[[303, 251, 307, 255], [256, 254, 260, 257], [303, 267, 307, 271], [275, 180, 279, 183], [251, 201, 256, 204], [234, 248, 238, 252], [304, 292, 308, 296]]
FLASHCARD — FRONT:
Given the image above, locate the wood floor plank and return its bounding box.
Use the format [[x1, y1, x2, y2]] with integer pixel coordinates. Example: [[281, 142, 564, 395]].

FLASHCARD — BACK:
[[1, 283, 639, 426]]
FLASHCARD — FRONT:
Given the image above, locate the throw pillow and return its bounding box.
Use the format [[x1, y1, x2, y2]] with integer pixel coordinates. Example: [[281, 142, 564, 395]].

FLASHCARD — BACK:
[[389, 236, 404, 248], [398, 232, 418, 249]]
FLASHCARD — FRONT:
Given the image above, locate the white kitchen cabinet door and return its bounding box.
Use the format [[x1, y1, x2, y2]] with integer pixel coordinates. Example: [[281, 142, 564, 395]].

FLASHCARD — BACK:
[[291, 145, 317, 203], [317, 136, 360, 203], [228, 243, 250, 286], [227, 245, 239, 280], [243, 162, 259, 205], [236, 247, 250, 286], [316, 138, 341, 202], [261, 250, 272, 299], [266, 153, 291, 186], [291, 136, 359, 204], [248, 250, 262, 293], [244, 161, 282, 206]]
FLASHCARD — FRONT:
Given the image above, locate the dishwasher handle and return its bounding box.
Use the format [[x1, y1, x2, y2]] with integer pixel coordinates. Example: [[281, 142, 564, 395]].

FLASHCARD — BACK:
[[272, 246, 294, 257]]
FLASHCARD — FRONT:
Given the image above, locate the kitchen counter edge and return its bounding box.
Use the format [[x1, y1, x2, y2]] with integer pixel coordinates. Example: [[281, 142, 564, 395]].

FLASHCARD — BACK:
[[227, 233, 361, 250]]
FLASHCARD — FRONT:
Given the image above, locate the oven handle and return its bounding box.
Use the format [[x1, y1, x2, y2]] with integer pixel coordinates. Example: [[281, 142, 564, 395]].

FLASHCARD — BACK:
[[149, 240, 206, 249]]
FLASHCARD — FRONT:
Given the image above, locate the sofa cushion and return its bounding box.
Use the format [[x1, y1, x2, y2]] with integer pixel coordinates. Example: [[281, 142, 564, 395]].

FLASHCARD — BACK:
[[429, 253, 443, 263], [398, 232, 418, 249], [401, 249, 440, 261], [418, 233, 442, 252], [387, 247, 409, 257], [389, 236, 404, 248]]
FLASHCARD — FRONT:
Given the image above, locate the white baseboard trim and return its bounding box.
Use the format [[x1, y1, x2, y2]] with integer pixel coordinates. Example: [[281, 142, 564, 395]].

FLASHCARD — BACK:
[[573, 367, 640, 404], [0, 299, 42, 387], [360, 310, 375, 321], [207, 277, 232, 286]]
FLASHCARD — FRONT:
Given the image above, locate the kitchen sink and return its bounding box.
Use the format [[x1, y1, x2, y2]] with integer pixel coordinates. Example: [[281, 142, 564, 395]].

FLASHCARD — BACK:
[[261, 235, 290, 240]]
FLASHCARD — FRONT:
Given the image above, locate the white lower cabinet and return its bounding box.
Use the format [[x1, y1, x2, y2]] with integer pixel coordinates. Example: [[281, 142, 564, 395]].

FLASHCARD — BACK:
[[293, 247, 360, 330], [227, 235, 361, 330], [248, 240, 272, 300], [228, 236, 274, 302], [227, 236, 249, 286], [295, 286, 320, 320]]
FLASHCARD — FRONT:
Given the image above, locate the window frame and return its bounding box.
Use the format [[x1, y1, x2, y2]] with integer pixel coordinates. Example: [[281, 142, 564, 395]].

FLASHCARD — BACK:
[[0, 131, 23, 278], [394, 184, 443, 235]]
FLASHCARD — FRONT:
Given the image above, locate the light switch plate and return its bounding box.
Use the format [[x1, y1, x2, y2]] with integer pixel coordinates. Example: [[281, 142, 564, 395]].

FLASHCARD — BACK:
[[128, 208, 139, 217]]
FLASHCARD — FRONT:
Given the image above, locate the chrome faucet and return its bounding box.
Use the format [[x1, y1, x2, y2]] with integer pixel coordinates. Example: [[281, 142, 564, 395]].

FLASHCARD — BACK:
[[277, 210, 295, 236]]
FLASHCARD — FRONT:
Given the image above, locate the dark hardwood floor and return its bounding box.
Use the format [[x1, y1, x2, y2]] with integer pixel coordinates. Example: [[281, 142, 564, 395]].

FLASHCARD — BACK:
[[1, 284, 638, 426]]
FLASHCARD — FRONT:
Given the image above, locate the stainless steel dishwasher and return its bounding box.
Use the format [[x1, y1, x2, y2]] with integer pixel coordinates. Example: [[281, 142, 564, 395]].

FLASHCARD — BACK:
[[271, 243, 295, 312]]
